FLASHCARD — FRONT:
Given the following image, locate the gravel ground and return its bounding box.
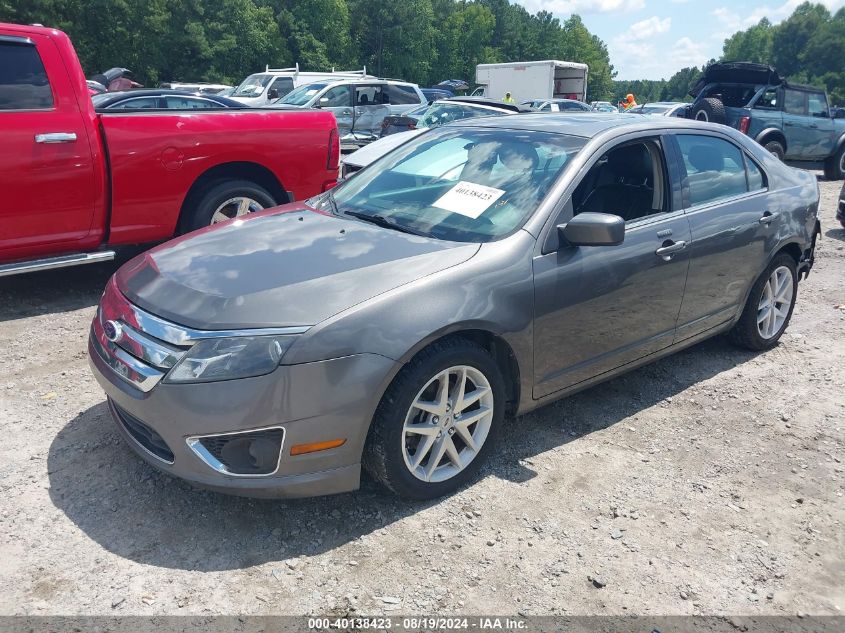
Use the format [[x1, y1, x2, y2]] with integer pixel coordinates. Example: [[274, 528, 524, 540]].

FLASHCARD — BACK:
[[0, 178, 843, 618]]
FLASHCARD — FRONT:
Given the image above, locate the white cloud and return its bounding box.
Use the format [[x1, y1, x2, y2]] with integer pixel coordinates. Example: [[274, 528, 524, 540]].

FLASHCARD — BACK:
[[626, 16, 672, 40], [516, 0, 645, 15], [670, 36, 710, 68]]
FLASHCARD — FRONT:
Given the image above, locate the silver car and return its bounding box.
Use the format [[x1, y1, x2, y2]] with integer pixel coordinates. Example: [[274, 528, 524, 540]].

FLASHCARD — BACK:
[[89, 114, 820, 500]]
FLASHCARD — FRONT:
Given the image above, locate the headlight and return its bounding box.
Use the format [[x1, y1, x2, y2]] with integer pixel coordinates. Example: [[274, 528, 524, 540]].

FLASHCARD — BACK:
[[165, 336, 296, 384]]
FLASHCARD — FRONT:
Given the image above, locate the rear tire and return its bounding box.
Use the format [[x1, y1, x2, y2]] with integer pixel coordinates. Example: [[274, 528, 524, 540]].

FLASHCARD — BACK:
[[691, 98, 726, 125], [823, 144, 845, 180], [763, 140, 785, 161], [729, 253, 797, 351], [180, 179, 276, 234], [363, 338, 506, 500]]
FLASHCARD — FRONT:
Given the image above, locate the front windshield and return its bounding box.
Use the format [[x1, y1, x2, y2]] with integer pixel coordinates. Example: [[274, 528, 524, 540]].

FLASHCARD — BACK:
[[233, 74, 271, 97], [639, 105, 671, 114], [417, 103, 507, 129], [326, 128, 585, 243], [279, 83, 329, 106]]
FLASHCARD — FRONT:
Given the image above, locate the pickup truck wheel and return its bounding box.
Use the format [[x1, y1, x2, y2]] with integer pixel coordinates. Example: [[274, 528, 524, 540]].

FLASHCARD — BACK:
[[764, 141, 785, 161], [691, 98, 726, 125], [363, 338, 505, 500], [729, 253, 797, 351], [823, 145, 845, 180], [182, 179, 276, 233]]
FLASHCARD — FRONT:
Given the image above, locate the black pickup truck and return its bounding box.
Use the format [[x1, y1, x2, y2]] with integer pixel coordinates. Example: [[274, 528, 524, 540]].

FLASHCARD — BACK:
[[686, 62, 845, 179]]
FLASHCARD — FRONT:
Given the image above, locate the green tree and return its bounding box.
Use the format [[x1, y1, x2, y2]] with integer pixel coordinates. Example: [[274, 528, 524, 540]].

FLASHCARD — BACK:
[[722, 18, 773, 63], [770, 2, 830, 77]]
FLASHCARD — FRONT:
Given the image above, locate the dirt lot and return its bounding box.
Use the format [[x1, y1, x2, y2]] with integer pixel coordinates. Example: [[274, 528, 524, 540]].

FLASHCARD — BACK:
[[0, 178, 843, 618]]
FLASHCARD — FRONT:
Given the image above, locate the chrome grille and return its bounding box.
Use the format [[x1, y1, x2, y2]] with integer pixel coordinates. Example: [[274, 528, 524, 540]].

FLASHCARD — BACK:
[[90, 277, 309, 393]]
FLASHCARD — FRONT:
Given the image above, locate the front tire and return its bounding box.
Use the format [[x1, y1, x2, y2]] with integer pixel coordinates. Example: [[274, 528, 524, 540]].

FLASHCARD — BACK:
[[180, 179, 276, 234], [363, 338, 506, 499], [729, 253, 797, 351]]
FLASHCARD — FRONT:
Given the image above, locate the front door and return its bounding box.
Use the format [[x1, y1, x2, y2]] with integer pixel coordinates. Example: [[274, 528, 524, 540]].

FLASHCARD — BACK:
[[0, 33, 98, 259], [320, 84, 354, 139], [532, 137, 691, 398], [806, 92, 836, 159]]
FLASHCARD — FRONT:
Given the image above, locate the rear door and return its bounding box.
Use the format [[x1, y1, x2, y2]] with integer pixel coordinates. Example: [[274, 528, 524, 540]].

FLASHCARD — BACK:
[[782, 89, 808, 158], [352, 83, 390, 139], [670, 133, 773, 341], [0, 33, 98, 257]]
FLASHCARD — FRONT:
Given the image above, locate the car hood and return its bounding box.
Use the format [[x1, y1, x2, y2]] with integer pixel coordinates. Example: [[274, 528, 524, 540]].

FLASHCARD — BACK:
[[690, 62, 781, 97], [343, 129, 426, 169], [115, 205, 479, 330]]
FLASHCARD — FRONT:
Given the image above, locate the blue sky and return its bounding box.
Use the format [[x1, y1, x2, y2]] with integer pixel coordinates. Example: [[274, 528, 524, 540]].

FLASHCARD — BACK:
[[514, 0, 845, 80]]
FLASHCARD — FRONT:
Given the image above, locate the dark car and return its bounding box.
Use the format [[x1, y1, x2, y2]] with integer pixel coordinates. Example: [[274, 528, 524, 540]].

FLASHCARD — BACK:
[[89, 114, 820, 501], [91, 89, 247, 110], [686, 61, 845, 179], [379, 97, 525, 138], [421, 88, 453, 102]]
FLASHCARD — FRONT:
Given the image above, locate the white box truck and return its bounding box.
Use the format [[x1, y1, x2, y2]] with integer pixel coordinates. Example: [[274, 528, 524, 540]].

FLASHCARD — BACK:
[[473, 60, 588, 103]]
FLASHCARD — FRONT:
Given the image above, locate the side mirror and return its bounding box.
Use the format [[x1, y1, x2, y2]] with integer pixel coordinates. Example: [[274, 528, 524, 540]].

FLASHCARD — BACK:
[[267, 88, 279, 100], [316, 97, 330, 108], [834, 109, 845, 119], [558, 212, 625, 247]]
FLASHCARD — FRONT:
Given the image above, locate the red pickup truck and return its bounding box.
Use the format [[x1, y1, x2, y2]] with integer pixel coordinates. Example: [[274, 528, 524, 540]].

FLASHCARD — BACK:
[[0, 23, 339, 276]]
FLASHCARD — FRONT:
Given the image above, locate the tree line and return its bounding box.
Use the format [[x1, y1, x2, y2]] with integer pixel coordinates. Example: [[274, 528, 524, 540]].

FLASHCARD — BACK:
[[614, 2, 845, 105], [0, 0, 615, 99]]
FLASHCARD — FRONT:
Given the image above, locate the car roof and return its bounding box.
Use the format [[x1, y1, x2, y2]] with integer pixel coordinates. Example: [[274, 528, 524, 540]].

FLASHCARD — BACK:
[[442, 96, 527, 113], [457, 112, 733, 138], [94, 89, 242, 107]]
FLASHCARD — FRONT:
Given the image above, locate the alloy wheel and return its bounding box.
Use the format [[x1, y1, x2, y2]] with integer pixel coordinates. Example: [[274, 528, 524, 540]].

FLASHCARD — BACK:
[[210, 196, 264, 224], [757, 265, 793, 339], [402, 365, 494, 483]]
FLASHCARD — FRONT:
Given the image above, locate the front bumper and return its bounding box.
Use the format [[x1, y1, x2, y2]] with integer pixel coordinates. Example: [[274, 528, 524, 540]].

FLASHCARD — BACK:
[[88, 329, 398, 498]]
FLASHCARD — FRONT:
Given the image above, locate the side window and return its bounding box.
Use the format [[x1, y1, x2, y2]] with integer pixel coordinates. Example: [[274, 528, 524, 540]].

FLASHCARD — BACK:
[[784, 90, 806, 115], [322, 85, 351, 107], [676, 135, 748, 207], [0, 41, 54, 110], [356, 85, 384, 106], [388, 84, 421, 105], [164, 96, 217, 109], [808, 92, 829, 118], [110, 97, 160, 109], [745, 155, 767, 191], [755, 87, 779, 110], [270, 77, 294, 99], [571, 139, 666, 223]]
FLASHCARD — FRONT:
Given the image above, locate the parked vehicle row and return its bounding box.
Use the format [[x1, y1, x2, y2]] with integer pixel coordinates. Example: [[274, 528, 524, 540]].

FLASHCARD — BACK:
[[0, 22, 340, 276]]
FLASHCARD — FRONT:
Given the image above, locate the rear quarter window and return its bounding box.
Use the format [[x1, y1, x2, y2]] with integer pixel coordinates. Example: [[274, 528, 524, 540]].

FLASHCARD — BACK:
[[388, 84, 422, 105], [0, 41, 54, 110]]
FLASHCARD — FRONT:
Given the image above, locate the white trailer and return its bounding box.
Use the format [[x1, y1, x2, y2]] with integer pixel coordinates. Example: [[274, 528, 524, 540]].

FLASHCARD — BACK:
[[473, 60, 589, 103]]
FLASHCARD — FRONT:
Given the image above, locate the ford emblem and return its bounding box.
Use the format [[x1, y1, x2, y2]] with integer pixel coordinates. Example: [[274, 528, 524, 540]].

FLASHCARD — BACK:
[[103, 320, 123, 343]]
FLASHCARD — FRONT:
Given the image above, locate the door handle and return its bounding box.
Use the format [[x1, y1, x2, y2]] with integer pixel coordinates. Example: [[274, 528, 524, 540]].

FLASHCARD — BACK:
[[809, 123, 819, 129], [784, 121, 794, 126], [759, 212, 778, 224], [655, 240, 687, 261], [35, 132, 77, 144], [339, 110, 351, 115]]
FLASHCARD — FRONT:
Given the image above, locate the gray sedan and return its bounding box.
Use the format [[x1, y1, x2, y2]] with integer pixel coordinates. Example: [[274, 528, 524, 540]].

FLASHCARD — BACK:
[[88, 114, 820, 500]]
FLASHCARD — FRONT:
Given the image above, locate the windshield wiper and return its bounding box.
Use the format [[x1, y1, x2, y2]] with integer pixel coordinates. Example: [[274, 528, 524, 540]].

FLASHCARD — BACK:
[[323, 191, 340, 215], [343, 209, 429, 237]]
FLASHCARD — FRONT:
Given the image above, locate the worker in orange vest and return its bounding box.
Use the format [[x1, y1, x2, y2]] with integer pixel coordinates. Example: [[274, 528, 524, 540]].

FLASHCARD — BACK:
[[622, 93, 638, 110]]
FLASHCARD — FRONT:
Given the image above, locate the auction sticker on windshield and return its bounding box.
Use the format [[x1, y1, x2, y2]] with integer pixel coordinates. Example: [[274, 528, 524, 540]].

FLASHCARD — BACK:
[[433, 181, 505, 219]]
